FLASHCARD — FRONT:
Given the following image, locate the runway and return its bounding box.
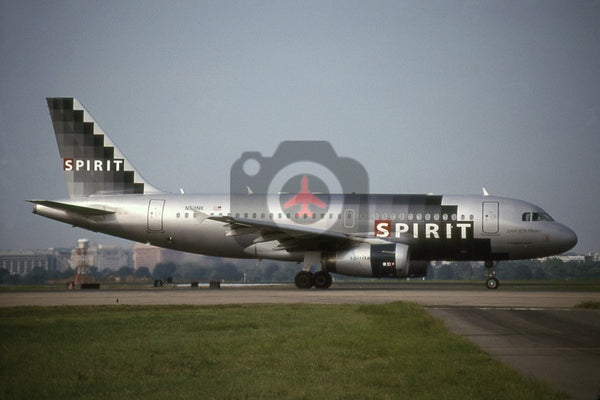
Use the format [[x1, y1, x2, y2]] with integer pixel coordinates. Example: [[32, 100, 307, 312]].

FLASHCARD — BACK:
[[1, 287, 598, 307], [2, 287, 599, 399]]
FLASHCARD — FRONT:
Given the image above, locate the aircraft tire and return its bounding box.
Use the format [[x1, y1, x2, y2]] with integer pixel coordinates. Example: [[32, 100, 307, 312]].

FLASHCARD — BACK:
[[294, 271, 315, 289], [485, 277, 499, 290], [314, 271, 332, 289]]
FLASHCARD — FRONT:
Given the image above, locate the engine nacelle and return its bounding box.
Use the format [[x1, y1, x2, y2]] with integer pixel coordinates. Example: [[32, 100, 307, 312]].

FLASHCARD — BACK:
[[323, 243, 426, 278]]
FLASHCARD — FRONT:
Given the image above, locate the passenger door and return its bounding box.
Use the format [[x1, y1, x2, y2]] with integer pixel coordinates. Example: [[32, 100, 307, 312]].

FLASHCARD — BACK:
[[482, 201, 499, 234], [147, 199, 165, 231]]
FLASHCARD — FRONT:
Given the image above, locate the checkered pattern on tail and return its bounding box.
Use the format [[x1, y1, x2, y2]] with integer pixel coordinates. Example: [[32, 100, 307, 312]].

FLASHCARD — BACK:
[[47, 98, 160, 197]]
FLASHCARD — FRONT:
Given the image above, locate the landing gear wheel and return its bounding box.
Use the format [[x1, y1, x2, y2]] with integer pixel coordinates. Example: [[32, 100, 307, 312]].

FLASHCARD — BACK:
[[485, 277, 499, 290], [313, 271, 333, 289], [294, 271, 315, 289]]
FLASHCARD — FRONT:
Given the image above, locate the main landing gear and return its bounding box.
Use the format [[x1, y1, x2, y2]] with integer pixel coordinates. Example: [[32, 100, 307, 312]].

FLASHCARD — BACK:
[[294, 270, 333, 289], [485, 260, 499, 290], [295, 251, 333, 289]]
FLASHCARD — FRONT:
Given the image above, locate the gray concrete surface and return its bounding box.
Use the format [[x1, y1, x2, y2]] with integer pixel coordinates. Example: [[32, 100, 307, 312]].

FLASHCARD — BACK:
[[428, 307, 600, 400], [1, 288, 598, 307]]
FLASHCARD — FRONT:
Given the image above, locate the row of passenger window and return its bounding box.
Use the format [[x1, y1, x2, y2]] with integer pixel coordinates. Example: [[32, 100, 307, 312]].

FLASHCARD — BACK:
[[373, 213, 474, 222], [176, 212, 343, 220], [175, 211, 474, 221]]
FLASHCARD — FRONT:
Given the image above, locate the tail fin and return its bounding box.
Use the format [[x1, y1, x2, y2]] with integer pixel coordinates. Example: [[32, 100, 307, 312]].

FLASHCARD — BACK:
[[46, 98, 162, 197]]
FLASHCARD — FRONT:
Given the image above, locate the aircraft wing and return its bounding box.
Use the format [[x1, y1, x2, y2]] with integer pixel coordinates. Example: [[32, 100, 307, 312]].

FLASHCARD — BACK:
[[208, 215, 359, 251]]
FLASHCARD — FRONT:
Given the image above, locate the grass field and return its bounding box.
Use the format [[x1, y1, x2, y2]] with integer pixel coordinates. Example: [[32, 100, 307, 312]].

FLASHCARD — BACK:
[[0, 302, 563, 399]]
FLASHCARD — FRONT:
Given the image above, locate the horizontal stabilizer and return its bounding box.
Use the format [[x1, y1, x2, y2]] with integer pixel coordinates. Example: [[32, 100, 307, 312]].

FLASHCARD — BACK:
[[28, 200, 115, 216]]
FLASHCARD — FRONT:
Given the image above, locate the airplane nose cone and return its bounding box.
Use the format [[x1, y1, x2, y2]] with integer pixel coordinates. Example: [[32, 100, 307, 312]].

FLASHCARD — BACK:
[[557, 225, 578, 253]]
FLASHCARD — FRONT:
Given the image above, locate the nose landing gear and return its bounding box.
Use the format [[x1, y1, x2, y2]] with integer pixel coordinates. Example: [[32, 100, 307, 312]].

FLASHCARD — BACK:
[[485, 260, 500, 290]]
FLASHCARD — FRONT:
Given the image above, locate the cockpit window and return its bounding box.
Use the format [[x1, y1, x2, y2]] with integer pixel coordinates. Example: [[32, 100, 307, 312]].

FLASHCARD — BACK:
[[522, 212, 554, 222]]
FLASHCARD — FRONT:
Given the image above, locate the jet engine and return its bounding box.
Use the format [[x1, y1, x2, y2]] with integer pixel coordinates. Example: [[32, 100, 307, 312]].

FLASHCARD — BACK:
[[323, 243, 427, 278]]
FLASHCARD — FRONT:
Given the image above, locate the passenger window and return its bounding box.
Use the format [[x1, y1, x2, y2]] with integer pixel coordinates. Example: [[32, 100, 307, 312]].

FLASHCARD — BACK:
[[425, 214, 431, 221], [433, 213, 440, 221], [176, 212, 181, 218], [399, 213, 405, 221]]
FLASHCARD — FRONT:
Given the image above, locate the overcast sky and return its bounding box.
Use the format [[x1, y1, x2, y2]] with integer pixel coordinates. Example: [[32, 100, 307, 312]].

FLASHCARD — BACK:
[[1, 0, 599, 254]]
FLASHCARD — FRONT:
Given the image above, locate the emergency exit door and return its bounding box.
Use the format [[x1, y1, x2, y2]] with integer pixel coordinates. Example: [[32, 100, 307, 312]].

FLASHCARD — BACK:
[[344, 209, 355, 229], [482, 201, 499, 234], [148, 199, 165, 231]]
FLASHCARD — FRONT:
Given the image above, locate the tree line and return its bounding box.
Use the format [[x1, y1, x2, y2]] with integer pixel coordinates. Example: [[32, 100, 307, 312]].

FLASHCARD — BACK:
[[428, 259, 600, 281], [1, 258, 599, 285]]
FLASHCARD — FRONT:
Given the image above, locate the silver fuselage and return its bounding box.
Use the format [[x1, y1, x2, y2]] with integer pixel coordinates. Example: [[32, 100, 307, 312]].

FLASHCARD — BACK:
[[33, 193, 577, 263]]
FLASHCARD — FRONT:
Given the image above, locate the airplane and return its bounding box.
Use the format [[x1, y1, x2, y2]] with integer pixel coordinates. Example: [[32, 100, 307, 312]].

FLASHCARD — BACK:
[[30, 98, 578, 289]]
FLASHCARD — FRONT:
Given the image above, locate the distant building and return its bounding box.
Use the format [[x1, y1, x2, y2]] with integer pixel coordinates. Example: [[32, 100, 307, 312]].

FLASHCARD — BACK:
[[53, 248, 72, 272], [68, 239, 133, 271], [538, 254, 586, 263], [133, 243, 182, 272], [69, 239, 96, 271], [0, 249, 58, 275], [585, 252, 600, 263], [96, 245, 132, 271]]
